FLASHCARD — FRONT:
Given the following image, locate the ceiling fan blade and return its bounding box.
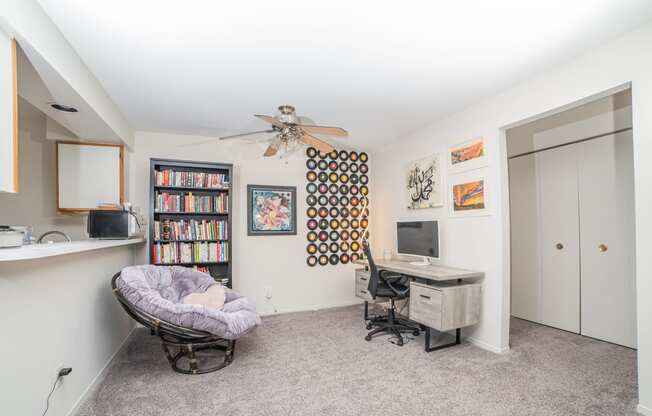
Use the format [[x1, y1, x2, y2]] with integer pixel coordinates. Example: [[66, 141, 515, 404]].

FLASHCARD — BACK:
[[264, 140, 280, 157], [254, 114, 285, 129], [300, 132, 335, 154], [299, 125, 348, 137], [219, 129, 275, 140]]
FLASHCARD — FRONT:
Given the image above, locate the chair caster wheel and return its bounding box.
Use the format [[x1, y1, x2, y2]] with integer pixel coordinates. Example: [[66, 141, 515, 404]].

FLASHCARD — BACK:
[[366, 323, 373, 330], [397, 339, 404, 346], [413, 329, 420, 336], [365, 335, 372, 341]]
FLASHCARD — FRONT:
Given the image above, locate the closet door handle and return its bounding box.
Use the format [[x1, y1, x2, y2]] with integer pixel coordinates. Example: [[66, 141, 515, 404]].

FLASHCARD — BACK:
[[555, 243, 564, 250], [598, 244, 608, 253]]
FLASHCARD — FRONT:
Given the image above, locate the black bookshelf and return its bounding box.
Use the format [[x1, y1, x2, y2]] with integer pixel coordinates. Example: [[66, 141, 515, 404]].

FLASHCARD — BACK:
[[149, 158, 233, 288]]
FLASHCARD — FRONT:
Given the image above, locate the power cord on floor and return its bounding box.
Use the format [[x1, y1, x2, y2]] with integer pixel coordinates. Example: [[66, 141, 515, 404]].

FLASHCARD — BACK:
[[42, 368, 72, 416]]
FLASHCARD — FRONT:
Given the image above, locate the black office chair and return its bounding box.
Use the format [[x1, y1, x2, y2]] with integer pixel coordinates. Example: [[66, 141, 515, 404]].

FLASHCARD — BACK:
[[362, 241, 420, 346]]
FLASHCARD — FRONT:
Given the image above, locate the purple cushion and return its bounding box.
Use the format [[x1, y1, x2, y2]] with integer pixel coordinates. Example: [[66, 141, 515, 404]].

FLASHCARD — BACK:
[[117, 265, 258, 339]]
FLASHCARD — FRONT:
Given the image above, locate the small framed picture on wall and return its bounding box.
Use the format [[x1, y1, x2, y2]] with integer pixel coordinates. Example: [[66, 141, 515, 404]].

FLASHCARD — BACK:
[[449, 172, 489, 217], [448, 137, 488, 173], [247, 185, 297, 235]]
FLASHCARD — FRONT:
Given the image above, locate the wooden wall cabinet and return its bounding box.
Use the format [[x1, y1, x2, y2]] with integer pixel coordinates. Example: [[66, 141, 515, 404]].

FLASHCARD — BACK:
[[0, 35, 18, 193]]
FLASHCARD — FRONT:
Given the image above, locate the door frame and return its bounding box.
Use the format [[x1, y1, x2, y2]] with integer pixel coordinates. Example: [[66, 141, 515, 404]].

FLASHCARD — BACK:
[[499, 82, 634, 348]]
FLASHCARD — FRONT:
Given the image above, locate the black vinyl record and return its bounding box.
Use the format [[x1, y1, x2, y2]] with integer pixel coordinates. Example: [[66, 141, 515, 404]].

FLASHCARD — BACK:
[[318, 255, 329, 266], [359, 152, 368, 162], [306, 195, 317, 206], [329, 207, 340, 218], [318, 151, 328, 159], [317, 172, 328, 183], [318, 183, 328, 194], [329, 231, 340, 241], [306, 183, 317, 194], [359, 174, 368, 185], [328, 195, 339, 205], [349, 174, 359, 184], [359, 163, 368, 173], [339, 162, 349, 172], [306, 147, 318, 158], [329, 242, 339, 253], [306, 159, 317, 170], [329, 172, 338, 183], [349, 151, 358, 161], [339, 195, 349, 206], [350, 196, 359, 206], [329, 183, 339, 194], [351, 219, 360, 229], [307, 219, 318, 230], [350, 241, 360, 252], [319, 219, 329, 230], [360, 185, 369, 195], [307, 255, 318, 267], [350, 163, 359, 173], [339, 173, 349, 183], [349, 185, 359, 195], [340, 253, 350, 264], [318, 159, 328, 170], [307, 244, 317, 254], [328, 161, 338, 171], [340, 220, 350, 230], [318, 207, 329, 218], [351, 207, 360, 218], [307, 231, 318, 242], [361, 218, 369, 229], [340, 207, 350, 218], [318, 195, 328, 206], [351, 230, 360, 240], [318, 231, 329, 241], [340, 241, 350, 252], [339, 150, 349, 160], [340, 230, 350, 241], [306, 171, 317, 182], [306, 207, 317, 218], [329, 150, 338, 160], [329, 254, 339, 265], [330, 218, 340, 229], [318, 243, 329, 254], [339, 184, 349, 195], [351, 253, 360, 262]]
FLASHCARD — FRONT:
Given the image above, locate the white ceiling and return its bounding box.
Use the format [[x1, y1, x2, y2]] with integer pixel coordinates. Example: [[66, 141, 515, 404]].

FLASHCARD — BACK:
[[37, 0, 652, 149]]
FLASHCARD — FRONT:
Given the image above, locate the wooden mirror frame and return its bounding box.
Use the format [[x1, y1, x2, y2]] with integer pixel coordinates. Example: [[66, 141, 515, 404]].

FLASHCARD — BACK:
[[56, 141, 124, 213]]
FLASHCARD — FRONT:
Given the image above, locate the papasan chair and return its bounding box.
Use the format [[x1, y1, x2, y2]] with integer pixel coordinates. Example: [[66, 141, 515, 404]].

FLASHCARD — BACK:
[[112, 265, 259, 375]]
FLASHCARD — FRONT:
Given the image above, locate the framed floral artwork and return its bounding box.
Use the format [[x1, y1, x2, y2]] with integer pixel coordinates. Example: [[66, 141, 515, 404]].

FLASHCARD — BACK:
[[448, 137, 488, 173], [247, 185, 297, 235]]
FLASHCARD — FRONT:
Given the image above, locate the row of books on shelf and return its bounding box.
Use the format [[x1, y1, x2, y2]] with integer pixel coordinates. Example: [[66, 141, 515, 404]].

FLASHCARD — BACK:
[[187, 267, 230, 285], [154, 219, 228, 241], [155, 169, 229, 189], [152, 241, 229, 264], [155, 192, 228, 213]]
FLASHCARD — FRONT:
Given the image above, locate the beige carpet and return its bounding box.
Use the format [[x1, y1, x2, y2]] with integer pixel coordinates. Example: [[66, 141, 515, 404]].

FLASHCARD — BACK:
[[76, 305, 638, 416]]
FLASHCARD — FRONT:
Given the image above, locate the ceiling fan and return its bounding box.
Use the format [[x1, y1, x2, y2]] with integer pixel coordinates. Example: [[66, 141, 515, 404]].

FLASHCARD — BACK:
[[220, 105, 348, 157]]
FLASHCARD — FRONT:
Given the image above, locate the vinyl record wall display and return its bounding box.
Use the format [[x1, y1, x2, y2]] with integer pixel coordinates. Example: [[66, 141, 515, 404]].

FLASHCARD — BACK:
[[305, 146, 370, 267]]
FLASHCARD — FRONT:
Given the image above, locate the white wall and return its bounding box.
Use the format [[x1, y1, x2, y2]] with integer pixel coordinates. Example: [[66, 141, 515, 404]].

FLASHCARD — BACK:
[[0, 246, 136, 416], [372, 21, 652, 413], [128, 131, 362, 315], [0, 99, 87, 240]]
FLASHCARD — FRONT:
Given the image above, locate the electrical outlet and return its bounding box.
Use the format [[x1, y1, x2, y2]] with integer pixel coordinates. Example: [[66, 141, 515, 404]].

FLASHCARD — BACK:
[[264, 286, 272, 299]]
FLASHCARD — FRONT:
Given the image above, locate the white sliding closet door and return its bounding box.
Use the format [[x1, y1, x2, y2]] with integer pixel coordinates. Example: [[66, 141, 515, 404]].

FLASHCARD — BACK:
[[577, 131, 636, 348], [509, 154, 541, 322], [536, 146, 580, 333]]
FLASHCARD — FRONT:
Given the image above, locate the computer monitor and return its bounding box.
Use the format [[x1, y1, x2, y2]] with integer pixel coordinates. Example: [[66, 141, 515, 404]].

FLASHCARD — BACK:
[[397, 220, 439, 265]]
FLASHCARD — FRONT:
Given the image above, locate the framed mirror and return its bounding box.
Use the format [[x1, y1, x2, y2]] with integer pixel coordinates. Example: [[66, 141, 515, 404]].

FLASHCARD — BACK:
[[56, 141, 124, 212]]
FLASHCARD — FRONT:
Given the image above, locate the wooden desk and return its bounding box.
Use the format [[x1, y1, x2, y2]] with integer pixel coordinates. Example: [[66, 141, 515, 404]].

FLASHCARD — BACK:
[[352, 258, 483, 282], [353, 258, 483, 352]]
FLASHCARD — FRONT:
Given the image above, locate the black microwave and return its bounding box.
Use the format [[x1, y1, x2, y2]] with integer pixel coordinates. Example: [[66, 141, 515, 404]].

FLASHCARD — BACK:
[[87, 210, 144, 239]]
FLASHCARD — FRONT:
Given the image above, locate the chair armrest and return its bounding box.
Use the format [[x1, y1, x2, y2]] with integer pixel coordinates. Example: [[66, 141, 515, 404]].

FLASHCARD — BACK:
[[379, 270, 410, 297]]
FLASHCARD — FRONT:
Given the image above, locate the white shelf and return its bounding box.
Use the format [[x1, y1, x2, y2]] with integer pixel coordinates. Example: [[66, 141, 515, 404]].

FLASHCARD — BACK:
[[0, 238, 146, 262]]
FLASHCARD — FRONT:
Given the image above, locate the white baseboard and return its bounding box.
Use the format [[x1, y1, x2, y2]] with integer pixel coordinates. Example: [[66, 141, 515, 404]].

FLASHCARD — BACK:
[[259, 300, 363, 317], [66, 326, 137, 416], [638, 403, 652, 415], [467, 336, 510, 354]]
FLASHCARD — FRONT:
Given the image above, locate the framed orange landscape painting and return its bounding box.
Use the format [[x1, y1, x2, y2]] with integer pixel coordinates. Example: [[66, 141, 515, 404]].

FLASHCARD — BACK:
[[448, 137, 487, 173], [449, 174, 488, 217]]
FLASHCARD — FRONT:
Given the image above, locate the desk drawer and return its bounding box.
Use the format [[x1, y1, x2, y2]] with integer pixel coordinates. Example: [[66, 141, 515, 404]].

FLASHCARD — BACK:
[[409, 284, 443, 330], [355, 270, 370, 287]]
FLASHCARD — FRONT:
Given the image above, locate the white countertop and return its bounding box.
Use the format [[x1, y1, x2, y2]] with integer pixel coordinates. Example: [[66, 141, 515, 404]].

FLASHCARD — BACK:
[[0, 238, 146, 262]]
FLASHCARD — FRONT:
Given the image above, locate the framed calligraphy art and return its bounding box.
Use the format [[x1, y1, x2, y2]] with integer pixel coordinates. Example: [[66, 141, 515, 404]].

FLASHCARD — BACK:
[[406, 153, 443, 209]]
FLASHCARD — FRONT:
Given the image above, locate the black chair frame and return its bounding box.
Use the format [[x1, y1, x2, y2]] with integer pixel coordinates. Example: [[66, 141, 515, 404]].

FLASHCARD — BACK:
[[111, 272, 236, 375]]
